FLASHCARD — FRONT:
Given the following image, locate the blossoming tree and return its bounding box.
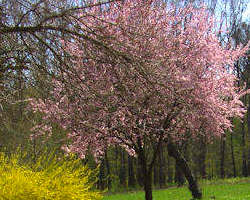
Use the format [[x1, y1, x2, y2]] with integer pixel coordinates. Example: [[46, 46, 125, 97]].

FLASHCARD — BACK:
[[30, 1, 249, 199]]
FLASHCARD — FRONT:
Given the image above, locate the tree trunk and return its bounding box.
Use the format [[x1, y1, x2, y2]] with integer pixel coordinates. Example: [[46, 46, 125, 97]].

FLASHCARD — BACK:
[[115, 145, 119, 175], [159, 146, 166, 188], [175, 162, 185, 186], [139, 156, 153, 200], [104, 151, 111, 190], [198, 139, 207, 179], [154, 164, 159, 186], [18, 69, 24, 119], [241, 92, 247, 176], [241, 120, 248, 176], [175, 143, 185, 186], [230, 132, 236, 177], [167, 155, 173, 183], [144, 171, 153, 200], [98, 158, 105, 190], [167, 142, 202, 199], [220, 135, 226, 179], [247, 95, 250, 176], [128, 154, 136, 187], [136, 159, 144, 187], [119, 149, 126, 187], [194, 137, 207, 179], [137, 146, 153, 200], [33, 138, 37, 163]]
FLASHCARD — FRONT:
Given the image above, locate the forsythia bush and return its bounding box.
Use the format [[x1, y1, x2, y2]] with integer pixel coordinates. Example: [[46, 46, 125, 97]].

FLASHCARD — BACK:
[[0, 152, 102, 200]]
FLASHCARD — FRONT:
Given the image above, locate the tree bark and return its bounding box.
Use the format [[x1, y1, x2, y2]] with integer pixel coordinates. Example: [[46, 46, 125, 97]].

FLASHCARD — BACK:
[[136, 159, 144, 187], [241, 120, 248, 176], [230, 132, 236, 177], [247, 95, 250, 176], [194, 136, 207, 179], [198, 139, 207, 179], [119, 149, 126, 187], [159, 146, 166, 188], [167, 155, 173, 183], [115, 145, 119, 175], [139, 153, 153, 200], [18, 68, 24, 119], [144, 170, 153, 200], [104, 151, 112, 190], [175, 162, 185, 186], [137, 141, 154, 200], [128, 154, 136, 187], [167, 142, 202, 199], [154, 164, 159, 186], [175, 143, 185, 186], [98, 158, 105, 190], [220, 135, 226, 179]]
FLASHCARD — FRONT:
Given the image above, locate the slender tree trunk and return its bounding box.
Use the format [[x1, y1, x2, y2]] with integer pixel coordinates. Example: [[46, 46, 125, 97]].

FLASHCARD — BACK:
[[175, 162, 185, 186], [33, 138, 37, 163], [243, 151, 248, 176], [241, 120, 248, 176], [115, 145, 119, 176], [167, 142, 202, 199], [137, 136, 162, 200], [138, 152, 153, 200], [154, 164, 159, 186], [247, 95, 250, 176], [175, 143, 185, 186], [238, 63, 248, 177], [104, 151, 111, 190], [128, 154, 136, 187], [193, 137, 207, 179], [198, 139, 207, 179], [119, 149, 126, 187], [98, 158, 105, 190], [167, 155, 173, 183], [136, 158, 144, 187], [159, 146, 166, 188], [230, 132, 236, 177], [220, 135, 226, 179], [144, 170, 153, 200], [18, 68, 24, 119]]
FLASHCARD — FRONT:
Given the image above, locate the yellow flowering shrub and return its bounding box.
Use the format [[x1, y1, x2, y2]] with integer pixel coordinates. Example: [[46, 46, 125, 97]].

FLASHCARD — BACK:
[[0, 152, 102, 200]]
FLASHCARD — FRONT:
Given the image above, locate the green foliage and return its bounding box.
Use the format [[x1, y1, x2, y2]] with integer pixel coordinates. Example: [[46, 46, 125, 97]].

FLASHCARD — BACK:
[[0, 151, 102, 200]]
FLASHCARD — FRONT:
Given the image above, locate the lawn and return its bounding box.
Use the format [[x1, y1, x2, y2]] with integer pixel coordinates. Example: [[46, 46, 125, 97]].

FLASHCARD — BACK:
[[103, 178, 250, 200]]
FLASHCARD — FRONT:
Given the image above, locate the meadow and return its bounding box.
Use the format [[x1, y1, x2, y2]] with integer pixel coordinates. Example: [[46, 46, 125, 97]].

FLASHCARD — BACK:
[[103, 178, 250, 200]]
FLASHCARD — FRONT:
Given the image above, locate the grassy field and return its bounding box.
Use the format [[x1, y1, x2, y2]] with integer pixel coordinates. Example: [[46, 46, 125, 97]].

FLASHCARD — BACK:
[[103, 178, 250, 200]]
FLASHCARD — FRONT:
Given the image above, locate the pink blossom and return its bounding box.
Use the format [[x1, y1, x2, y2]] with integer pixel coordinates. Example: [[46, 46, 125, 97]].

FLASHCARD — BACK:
[[29, 0, 248, 159]]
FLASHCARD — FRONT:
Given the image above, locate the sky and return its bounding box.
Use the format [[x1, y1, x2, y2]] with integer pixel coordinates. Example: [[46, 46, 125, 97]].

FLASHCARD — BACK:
[[242, 2, 250, 22]]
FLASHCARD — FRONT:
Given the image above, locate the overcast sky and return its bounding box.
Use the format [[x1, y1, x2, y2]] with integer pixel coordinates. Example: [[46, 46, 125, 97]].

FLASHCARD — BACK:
[[242, 2, 250, 22]]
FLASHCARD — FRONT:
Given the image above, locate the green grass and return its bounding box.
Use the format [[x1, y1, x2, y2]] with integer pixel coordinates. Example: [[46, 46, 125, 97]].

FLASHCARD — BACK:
[[103, 178, 250, 200]]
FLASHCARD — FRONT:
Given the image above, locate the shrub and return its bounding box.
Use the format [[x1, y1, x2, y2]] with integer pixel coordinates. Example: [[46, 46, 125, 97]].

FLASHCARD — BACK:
[[0, 151, 102, 200]]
